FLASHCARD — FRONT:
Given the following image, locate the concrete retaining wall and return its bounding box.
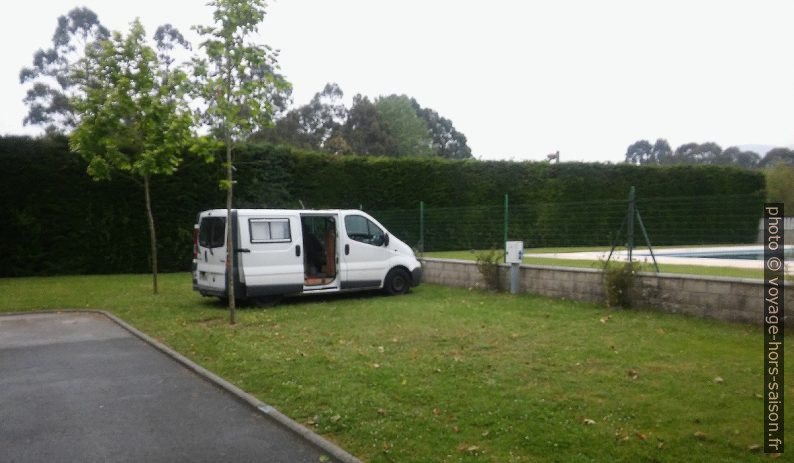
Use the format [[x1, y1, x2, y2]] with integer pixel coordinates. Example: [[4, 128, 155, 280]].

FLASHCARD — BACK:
[[421, 258, 793, 325]]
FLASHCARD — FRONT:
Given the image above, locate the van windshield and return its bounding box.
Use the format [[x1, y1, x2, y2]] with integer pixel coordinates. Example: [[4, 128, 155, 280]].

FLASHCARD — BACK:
[[199, 217, 226, 248]]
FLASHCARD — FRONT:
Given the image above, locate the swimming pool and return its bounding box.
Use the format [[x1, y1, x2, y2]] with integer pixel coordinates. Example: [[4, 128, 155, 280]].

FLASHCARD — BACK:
[[656, 247, 794, 261], [525, 245, 792, 271]]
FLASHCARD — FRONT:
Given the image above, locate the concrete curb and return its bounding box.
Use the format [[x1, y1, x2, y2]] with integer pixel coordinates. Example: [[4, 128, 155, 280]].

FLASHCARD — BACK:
[[0, 309, 361, 463]]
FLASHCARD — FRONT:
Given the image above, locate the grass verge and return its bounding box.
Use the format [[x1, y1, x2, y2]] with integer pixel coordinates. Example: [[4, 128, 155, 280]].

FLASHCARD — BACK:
[[1, 273, 789, 462]]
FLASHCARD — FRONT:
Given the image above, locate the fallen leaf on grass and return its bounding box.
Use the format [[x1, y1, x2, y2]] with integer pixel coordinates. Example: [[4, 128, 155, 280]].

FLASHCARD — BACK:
[[693, 431, 707, 440], [635, 432, 647, 441], [330, 414, 341, 423], [713, 376, 724, 384], [372, 363, 380, 369], [748, 444, 760, 452], [627, 368, 639, 380], [457, 443, 480, 454], [583, 418, 596, 425], [614, 431, 629, 442], [432, 408, 441, 416], [599, 315, 611, 324], [377, 408, 386, 416]]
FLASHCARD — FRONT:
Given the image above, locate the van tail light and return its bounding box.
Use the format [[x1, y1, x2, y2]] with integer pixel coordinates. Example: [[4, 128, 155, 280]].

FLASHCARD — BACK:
[[193, 225, 199, 259]]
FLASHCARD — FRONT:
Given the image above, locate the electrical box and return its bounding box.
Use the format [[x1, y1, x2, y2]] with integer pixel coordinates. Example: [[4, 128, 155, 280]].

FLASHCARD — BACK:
[[505, 241, 524, 264]]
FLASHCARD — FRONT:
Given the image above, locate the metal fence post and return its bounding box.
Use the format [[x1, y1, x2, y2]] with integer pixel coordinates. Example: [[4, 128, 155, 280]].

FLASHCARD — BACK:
[[627, 186, 635, 263], [504, 193, 509, 260], [419, 201, 425, 256]]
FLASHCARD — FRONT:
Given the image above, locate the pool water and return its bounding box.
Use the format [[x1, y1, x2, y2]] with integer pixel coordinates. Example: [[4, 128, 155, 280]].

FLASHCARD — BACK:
[[661, 249, 793, 261]]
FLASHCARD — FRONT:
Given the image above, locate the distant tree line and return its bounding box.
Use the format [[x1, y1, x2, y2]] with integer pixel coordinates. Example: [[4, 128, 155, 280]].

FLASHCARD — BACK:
[[624, 138, 794, 168], [252, 83, 472, 159], [19, 8, 472, 161]]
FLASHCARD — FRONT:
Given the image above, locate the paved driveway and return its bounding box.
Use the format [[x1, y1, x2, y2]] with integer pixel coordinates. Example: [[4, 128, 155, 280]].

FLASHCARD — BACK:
[[0, 312, 340, 462]]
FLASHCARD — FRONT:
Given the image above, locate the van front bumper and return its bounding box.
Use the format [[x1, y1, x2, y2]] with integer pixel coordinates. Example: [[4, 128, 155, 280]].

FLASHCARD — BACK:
[[411, 267, 423, 287]]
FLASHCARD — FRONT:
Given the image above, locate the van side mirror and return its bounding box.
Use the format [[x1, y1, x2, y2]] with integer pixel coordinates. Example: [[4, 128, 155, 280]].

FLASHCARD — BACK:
[[383, 234, 389, 247]]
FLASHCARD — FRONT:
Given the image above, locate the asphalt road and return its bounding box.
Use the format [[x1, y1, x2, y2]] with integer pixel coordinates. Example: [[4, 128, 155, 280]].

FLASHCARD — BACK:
[[0, 312, 335, 462]]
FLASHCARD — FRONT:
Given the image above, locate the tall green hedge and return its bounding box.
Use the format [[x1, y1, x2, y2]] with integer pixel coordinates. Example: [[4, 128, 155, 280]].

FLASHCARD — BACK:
[[0, 136, 765, 276]]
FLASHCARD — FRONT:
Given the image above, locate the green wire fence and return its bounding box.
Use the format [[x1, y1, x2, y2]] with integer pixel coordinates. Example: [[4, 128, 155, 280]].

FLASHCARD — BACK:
[[367, 192, 765, 254]]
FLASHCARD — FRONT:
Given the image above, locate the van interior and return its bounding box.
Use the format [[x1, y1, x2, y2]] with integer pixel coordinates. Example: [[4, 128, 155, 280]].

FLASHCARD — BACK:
[[301, 216, 337, 286]]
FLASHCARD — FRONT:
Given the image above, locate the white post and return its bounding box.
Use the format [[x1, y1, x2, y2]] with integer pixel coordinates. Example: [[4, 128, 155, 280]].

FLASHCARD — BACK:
[[510, 262, 520, 294], [505, 241, 524, 295]]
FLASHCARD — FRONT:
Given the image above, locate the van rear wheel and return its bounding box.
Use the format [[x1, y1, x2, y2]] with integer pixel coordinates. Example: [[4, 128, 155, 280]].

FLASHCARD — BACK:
[[384, 268, 410, 295]]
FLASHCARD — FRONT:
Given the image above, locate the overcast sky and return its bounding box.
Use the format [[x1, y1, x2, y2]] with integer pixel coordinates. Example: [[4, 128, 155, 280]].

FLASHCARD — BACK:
[[2, 0, 792, 162]]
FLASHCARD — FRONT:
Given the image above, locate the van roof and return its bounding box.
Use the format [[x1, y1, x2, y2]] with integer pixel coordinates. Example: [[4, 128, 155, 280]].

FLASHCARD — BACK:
[[199, 208, 366, 216]]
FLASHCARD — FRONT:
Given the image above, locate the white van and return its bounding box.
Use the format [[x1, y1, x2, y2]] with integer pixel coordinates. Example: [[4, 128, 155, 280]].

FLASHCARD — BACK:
[[192, 209, 422, 302]]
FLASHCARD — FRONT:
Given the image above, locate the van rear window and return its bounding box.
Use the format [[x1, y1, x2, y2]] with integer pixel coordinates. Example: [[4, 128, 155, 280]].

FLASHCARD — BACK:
[[199, 217, 226, 248]]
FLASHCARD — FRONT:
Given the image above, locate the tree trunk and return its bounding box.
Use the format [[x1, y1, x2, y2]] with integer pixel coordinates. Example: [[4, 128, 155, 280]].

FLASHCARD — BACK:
[[143, 174, 158, 294], [225, 139, 235, 324]]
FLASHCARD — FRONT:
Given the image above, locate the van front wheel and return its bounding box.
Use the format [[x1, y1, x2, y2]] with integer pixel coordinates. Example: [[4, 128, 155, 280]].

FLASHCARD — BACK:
[[384, 268, 410, 295]]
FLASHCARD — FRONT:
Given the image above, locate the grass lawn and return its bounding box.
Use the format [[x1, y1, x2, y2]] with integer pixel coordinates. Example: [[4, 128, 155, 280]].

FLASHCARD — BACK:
[[1, 273, 789, 462], [423, 249, 786, 280]]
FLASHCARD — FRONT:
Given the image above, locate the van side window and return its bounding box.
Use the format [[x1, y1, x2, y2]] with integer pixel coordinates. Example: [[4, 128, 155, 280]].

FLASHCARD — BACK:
[[345, 215, 385, 246], [250, 218, 291, 243], [199, 217, 226, 248]]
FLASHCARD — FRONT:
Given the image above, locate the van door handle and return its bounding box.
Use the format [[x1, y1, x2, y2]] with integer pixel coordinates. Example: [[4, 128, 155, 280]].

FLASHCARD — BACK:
[[235, 248, 250, 253], [345, 244, 350, 255], [295, 245, 301, 257]]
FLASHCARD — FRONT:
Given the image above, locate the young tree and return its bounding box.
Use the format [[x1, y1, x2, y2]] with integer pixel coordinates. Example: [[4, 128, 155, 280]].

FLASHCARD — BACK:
[[192, 0, 291, 323], [70, 19, 195, 294], [20, 7, 109, 133]]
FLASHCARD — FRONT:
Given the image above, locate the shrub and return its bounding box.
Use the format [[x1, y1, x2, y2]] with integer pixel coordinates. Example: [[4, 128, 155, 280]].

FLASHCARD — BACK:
[[602, 261, 640, 308], [475, 248, 503, 290]]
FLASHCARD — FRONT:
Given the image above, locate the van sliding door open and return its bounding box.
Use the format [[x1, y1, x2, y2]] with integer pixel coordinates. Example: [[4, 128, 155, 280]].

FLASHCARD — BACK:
[[300, 215, 340, 290]]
